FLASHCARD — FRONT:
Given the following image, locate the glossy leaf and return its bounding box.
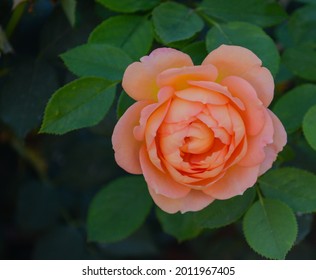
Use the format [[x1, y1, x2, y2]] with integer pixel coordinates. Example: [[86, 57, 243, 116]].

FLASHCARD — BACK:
[[89, 15, 153, 60], [96, 0, 159, 13], [243, 199, 297, 259], [40, 77, 116, 134], [206, 22, 280, 76], [152, 2, 204, 44], [117, 90, 135, 118], [199, 0, 287, 27], [87, 176, 153, 243], [273, 84, 316, 133], [303, 105, 316, 151], [60, 44, 132, 81], [182, 41, 208, 65], [61, 0, 76, 27]]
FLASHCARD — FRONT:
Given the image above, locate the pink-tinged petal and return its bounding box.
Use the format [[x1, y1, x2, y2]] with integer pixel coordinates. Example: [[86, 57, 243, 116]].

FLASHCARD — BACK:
[[122, 48, 193, 101], [242, 67, 274, 107], [148, 187, 215, 214], [258, 110, 287, 176], [208, 104, 233, 134], [175, 86, 228, 105], [203, 165, 259, 199], [164, 98, 204, 123], [221, 76, 265, 136], [140, 146, 190, 199], [202, 45, 261, 80], [196, 112, 218, 128], [157, 64, 218, 90], [112, 100, 151, 174], [238, 109, 274, 167], [189, 80, 245, 110], [228, 104, 246, 146]]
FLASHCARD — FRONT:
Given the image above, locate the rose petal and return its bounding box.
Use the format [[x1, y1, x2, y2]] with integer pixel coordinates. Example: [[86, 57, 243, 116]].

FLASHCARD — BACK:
[[148, 187, 215, 214], [112, 100, 151, 174], [203, 165, 259, 199], [122, 48, 193, 101]]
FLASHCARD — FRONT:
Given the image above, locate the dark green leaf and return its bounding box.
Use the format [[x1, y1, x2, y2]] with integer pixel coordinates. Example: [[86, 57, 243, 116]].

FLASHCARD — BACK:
[[303, 105, 316, 151], [89, 15, 153, 60], [181, 41, 208, 65], [0, 58, 59, 137], [282, 46, 316, 82], [206, 22, 280, 76], [117, 90, 135, 119], [96, 0, 159, 13], [295, 214, 313, 244], [243, 199, 297, 259], [152, 2, 204, 44], [260, 168, 316, 213], [40, 77, 116, 134], [87, 176, 153, 243], [60, 44, 132, 81], [199, 0, 287, 27], [61, 0, 76, 27], [273, 84, 316, 133]]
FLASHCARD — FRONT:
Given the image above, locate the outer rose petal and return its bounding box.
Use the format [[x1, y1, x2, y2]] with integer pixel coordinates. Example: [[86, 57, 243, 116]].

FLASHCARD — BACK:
[[112, 101, 151, 174], [258, 110, 287, 175], [148, 187, 215, 214], [203, 165, 259, 199], [140, 146, 190, 199], [202, 45, 274, 106], [122, 48, 193, 101]]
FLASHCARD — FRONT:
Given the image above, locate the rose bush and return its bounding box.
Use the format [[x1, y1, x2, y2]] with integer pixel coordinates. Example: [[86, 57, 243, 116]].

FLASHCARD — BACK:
[[112, 45, 286, 214]]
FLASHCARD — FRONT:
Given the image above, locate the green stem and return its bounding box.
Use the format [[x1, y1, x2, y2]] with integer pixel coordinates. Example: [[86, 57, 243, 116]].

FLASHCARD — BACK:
[[5, 2, 27, 39]]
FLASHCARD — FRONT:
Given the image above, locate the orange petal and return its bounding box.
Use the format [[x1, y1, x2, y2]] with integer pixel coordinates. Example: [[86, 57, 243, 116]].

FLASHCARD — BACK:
[[112, 100, 151, 174], [122, 48, 193, 101], [148, 188, 215, 214], [140, 146, 190, 199], [203, 165, 259, 199], [157, 64, 218, 90]]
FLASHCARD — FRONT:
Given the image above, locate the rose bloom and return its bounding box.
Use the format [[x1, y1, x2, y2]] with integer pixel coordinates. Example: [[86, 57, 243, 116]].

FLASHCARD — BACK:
[[112, 45, 286, 214]]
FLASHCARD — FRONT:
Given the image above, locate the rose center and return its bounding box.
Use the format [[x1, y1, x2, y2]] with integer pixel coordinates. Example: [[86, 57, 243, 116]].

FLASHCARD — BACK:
[[180, 122, 214, 154]]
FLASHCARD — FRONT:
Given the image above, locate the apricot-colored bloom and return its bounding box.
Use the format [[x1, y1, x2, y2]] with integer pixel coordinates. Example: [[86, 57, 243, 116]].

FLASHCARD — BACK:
[[112, 45, 286, 214]]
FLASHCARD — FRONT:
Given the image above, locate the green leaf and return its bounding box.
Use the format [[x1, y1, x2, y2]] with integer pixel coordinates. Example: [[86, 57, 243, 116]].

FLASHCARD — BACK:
[[60, 44, 132, 81], [89, 15, 153, 60], [243, 199, 297, 259], [61, 0, 76, 27], [156, 188, 255, 241], [181, 41, 208, 65], [282, 46, 316, 82], [96, 0, 159, 13], [152, 2, 204, 44], [303, 105, 316, 151], [87, 176, 153, 243], [259, 168, 316, 213], [206, 22, 280, 76], [40, 77, 116, 134], [117, 90, 135, 119], [0, 58, 58, 137], [199, 0, 287, 28], [288, 5, 316, 45], [273, 84, 316, 133]]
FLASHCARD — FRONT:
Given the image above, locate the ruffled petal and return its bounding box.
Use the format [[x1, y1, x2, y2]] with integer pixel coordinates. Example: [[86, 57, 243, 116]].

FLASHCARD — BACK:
[[122, 48, 193, 101], [112, 101, 151, 174]]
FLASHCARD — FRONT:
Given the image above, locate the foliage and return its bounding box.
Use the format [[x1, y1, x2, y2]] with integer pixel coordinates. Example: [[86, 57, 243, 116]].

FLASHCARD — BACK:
[[1, 0, 316, 260]]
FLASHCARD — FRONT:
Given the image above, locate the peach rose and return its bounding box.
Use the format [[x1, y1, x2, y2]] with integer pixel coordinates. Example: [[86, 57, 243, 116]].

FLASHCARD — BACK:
[[112, 45, 286, 214]]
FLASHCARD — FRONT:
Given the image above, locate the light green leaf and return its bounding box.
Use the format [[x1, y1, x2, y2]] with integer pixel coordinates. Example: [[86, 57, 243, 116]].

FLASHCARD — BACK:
[[60, 44, 132, 81], [199, 0, 287, 27], [40, 77, 116, 134], [206, 22, 280, 76], [61, 0, 76, 27], [282, 46, 316, 82], [87, 176, 153, 243], [273, 84, 316, 133], [260, 168, 316, 213], [152, 2, 204, 44], [243, 199, 297, 259], [116, 90, 135, 119], [96, 0, 159, 13], [89, 15, 153, 60], [303, 105, 316, 151]]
